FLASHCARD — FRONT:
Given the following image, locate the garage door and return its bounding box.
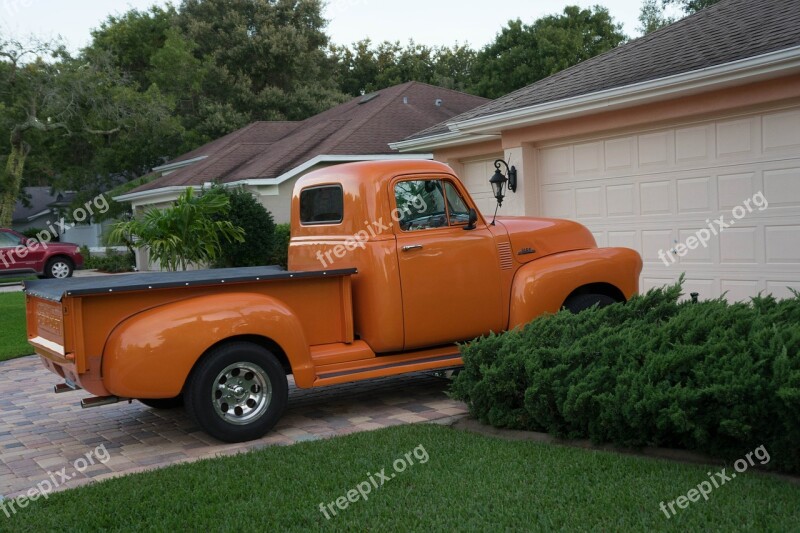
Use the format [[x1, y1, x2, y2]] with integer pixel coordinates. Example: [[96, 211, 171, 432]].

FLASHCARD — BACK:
[[537, 105, 800, 301], [460, 155, 504, 216]]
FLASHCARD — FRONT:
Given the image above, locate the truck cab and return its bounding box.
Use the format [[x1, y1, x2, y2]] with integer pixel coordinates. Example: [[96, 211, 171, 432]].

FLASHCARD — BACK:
[[289, 160, 641, 352]]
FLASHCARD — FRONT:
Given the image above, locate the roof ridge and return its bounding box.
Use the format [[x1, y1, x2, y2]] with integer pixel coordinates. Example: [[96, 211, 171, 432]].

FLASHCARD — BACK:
[[326, 84, 412, 152], [172, 142, 255, 186]]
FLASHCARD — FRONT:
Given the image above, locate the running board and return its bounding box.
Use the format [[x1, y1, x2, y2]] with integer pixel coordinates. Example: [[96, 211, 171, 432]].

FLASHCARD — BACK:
[[81, 396, 122, 409], [313, 347, 463, 387], [54, 382, 82, 394]]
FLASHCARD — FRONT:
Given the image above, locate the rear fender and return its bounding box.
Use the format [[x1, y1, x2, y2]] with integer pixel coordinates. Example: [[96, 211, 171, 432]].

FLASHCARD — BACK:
[[103, 292, 311, 398], [509, 248, 642, 328]]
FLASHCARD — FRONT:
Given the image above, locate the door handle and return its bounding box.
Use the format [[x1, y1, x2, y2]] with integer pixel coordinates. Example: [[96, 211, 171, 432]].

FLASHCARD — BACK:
[[402, 245, 424, 252]]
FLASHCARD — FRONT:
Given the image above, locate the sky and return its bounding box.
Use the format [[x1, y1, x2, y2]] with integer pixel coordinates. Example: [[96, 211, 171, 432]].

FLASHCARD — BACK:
[[1, 0, 654, 53]]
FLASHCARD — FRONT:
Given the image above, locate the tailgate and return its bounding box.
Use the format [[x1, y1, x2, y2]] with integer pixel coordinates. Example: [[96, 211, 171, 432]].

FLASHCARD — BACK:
[[26, 295, 68, 361]]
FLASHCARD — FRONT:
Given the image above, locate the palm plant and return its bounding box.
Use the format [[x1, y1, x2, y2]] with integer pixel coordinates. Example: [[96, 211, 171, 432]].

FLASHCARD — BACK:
[[110, 187, 245, 271]]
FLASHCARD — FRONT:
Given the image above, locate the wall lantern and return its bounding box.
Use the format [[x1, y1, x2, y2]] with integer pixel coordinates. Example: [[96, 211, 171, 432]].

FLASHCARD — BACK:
[[490, 160, 517, 206], [489, 160, 518, 224]]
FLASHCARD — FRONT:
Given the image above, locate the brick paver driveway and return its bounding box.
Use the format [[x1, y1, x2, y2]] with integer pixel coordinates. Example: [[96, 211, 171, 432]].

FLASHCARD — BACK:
[[0, 356, 467, 498]]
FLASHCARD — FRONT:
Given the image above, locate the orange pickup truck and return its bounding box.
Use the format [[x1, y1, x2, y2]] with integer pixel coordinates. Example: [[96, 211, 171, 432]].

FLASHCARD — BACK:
[[25, 160, 642, 442]]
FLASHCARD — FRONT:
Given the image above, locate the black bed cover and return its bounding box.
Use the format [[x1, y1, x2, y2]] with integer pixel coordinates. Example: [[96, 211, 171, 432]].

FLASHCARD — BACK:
[[24, 266, 357, 302]]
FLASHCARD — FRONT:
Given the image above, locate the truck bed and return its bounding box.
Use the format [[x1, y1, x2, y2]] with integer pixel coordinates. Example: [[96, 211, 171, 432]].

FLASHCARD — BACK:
[[24, 266, 357, 302]]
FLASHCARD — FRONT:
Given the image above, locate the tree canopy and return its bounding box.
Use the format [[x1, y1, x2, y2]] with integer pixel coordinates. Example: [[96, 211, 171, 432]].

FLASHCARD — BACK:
[[1, 1, 631, 223], [469, 6, 626, 99], [638, 0, 723, 35], [0, 37, 177, 226]]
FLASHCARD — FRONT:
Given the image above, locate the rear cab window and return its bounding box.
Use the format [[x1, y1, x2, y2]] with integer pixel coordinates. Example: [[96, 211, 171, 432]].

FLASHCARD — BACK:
[[300, 185, 344, 225]]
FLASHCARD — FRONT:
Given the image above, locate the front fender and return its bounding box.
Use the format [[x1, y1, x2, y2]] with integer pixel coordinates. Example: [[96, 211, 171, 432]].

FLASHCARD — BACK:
[[509, 248, 642, 328], [103, 292, 311, 399]]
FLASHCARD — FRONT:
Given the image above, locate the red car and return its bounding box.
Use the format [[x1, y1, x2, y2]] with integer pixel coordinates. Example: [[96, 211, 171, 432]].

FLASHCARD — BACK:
[[0, 229, 84, 279]]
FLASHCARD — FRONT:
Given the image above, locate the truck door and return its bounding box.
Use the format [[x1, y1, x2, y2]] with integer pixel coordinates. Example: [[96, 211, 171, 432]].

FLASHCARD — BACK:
[[392, 177, 504, 350]]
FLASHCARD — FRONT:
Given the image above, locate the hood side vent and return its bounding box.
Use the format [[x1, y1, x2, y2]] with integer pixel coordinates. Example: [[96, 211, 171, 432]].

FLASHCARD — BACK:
[[497, 242, 513, 270]]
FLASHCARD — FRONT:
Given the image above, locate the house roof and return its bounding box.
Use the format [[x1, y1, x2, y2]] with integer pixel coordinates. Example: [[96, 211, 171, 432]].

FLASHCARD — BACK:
[[128, 82, 489, 195], [406, 0, 800, 141], [13, 188, 76, 224]]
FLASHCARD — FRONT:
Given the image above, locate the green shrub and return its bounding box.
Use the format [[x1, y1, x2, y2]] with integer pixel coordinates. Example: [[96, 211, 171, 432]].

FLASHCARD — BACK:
[[84, 248, 136, 273], [211, 186, 276, 268], [270, 223, 291, 269], [451, 281, 800, 473]]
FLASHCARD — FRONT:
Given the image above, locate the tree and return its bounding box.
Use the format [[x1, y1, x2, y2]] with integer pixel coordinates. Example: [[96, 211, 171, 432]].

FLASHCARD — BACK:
[[110, 187, 244, 271], [470, 6, 627, 99], [211, 186, 276, 268], [666, 0, 722, 13], [638, 0, 723, 35], [87, 5, 177, 90], [331, 40, 476, 97], [638, 0, 674, 35], [176, 0, 347, 121], [83, 0, 349, 148], [0, 38, 175, 227]]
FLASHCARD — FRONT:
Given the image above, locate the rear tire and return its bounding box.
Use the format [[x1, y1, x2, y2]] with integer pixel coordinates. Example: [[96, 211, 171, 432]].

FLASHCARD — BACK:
[[564, 293, 617, 313], [138, 397, 184, 410], [45, 257, 74, 279], [184, 342, 288, 443]]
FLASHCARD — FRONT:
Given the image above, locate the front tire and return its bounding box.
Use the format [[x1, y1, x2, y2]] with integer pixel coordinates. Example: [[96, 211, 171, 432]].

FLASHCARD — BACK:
[[45, 257, 74, 279], [564, 293, 617, 313], [184, 342, 288, 443]]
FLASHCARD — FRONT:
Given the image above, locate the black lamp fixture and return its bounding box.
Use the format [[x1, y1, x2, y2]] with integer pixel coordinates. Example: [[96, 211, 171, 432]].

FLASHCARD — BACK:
[[489, 159, 518, 224]]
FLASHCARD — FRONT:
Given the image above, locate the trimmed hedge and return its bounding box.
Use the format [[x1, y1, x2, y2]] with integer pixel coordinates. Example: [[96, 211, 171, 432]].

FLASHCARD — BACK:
[[212, 186, 276, 268], [451, 282, 800, 473], [82, 247, 136, 273], [270, 223, 291, 269]]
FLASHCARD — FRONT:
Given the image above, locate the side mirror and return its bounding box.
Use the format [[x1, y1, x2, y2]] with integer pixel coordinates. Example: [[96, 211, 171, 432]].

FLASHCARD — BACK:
[[464, 208, 478, 231]]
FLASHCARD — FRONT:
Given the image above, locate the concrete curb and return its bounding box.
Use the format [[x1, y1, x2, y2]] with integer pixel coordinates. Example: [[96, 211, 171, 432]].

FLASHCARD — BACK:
[[450, 417, 800, 485]]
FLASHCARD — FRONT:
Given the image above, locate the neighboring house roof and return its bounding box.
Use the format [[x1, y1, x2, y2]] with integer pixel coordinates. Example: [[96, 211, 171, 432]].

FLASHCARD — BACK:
[[122, 82, 489, 198], [12, 188, 76, 224], [400, 0, 800, 145]]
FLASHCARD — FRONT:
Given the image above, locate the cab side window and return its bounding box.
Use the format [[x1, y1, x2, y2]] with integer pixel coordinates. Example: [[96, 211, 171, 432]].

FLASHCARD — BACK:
[[444, 182, 471, 226], [395, 180, 447, 231], [395, 179, 472, 231]]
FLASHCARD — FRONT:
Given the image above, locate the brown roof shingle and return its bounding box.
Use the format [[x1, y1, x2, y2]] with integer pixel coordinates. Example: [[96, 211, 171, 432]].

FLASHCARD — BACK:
[[131, 82, 489, 193], [407, 0, 800, 140]]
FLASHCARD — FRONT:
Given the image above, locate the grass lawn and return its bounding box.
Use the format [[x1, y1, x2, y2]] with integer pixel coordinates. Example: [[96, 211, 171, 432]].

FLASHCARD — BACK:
[[0, 292, 31, 362], [4, 424, 798, 531], [0, 275, 36, 285]]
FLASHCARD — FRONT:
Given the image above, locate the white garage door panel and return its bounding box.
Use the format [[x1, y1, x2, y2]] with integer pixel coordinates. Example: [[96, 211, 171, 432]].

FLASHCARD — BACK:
[[537, 106, 800, 302]]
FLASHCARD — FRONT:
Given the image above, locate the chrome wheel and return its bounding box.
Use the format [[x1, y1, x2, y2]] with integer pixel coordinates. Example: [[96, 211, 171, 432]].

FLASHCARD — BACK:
[[185, 342, 288, 442], [51, 261, 71, 279], [212, 362, 272, 426]]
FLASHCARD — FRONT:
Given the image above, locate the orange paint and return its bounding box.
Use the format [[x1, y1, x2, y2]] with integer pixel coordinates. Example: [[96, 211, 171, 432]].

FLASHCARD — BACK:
[[27, 160, 641, 403]]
